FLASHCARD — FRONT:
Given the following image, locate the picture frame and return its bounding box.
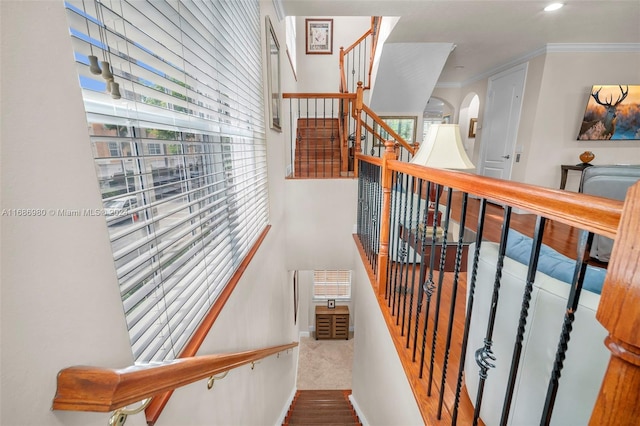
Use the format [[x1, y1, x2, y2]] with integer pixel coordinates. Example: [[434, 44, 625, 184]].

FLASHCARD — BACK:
[[469, 118, 478, 138], [327, 299, 336, 309], [265, 16, 281, 131], [577, 84, 640, 140], [305, 19, 333, 55]]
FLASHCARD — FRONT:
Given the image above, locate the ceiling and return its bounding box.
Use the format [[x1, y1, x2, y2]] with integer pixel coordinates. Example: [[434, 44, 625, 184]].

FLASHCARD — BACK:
[[280, 0, 640, 86]]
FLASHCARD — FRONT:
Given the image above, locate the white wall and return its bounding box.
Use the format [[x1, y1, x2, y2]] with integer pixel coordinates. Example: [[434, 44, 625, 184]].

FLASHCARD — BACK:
[[350, 245, 423, 425], [438, 49, 640, 190], [1, 2, 145, 425], [295, 16, 371, 93], [155, 229, 297, 426], [1, 1, 297, 425], [525, 50, 640, 190]]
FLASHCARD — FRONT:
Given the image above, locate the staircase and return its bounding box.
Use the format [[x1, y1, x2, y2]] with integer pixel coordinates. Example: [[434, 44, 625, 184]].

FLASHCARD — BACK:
[[294, 118, 342, 178], [283, 390, 361, 425]]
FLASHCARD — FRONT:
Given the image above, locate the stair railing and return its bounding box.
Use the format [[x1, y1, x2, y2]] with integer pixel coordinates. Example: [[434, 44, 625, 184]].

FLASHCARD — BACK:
[[339, 17, 382, 94], [283, 84, 416, 179], [52, 342, 298, 425], [355, 146, 639, 425]]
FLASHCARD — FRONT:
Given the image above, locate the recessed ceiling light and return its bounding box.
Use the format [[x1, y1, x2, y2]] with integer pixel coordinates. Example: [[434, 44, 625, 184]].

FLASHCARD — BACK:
[[544, 3, 564, 12]]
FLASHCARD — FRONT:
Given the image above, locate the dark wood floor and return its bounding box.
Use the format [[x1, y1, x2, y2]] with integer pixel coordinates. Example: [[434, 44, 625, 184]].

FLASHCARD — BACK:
[[449, 193, 608, 268]]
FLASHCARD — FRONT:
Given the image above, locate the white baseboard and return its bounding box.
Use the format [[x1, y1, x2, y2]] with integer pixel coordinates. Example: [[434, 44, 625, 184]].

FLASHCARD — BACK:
[[276, 386, 297, 425], [348, 393, 369, 426], [299, 330, 310, 337]]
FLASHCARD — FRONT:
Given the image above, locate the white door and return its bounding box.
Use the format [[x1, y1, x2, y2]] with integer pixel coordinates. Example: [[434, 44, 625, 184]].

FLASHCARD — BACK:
[[479, 63, 527, 180]]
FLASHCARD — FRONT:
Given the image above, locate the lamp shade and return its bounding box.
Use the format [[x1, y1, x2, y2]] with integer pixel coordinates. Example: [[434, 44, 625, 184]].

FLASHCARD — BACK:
[[411, 124, 475, 170]]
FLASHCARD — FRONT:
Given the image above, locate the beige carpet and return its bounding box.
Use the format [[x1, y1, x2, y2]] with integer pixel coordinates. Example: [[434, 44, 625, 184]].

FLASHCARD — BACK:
[[296, 335, 354, 390]]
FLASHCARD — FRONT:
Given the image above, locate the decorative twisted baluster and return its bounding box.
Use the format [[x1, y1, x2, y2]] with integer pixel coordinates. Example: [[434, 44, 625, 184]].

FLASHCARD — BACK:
[[540, 230, 594, 425], [406, 179, 425, 348], [500, 216, 547, 425], [472, 206, 512, 425], [419, 183, 443, 379], [412, 181, 432, 361], [427, 187, 454, 396], [452, 198, 487, 425], [437, 192, 469, 419]]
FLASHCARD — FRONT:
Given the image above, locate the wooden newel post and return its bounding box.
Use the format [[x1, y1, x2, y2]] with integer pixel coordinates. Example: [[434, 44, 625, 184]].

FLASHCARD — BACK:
[[353, 81, 364, 178], [590, 181, 640, 425], [376, 140, 397, 296]]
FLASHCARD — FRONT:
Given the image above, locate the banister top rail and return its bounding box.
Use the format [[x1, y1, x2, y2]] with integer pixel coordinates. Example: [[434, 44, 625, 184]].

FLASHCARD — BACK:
[[342, 28, 373, 57], [358, 153, 622, 238], [283, 92, 356, 100], [52, 342, 298, 412]]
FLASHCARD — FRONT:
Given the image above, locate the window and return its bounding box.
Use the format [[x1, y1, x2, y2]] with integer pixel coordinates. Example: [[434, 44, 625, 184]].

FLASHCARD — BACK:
[[313, 270, 352, 300], [65, 0, 268, 364], [377, 116, 417, 145]]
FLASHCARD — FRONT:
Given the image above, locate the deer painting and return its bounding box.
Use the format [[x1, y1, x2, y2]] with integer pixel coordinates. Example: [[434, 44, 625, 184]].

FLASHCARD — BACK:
[[579, 85, 629, 140]]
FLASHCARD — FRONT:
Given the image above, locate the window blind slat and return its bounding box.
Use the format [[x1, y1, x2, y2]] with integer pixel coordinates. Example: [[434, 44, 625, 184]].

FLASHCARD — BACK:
[[65, 0, 267, 364]]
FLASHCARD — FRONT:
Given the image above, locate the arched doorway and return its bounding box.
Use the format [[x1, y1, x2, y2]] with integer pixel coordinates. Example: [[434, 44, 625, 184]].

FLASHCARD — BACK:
[[459, 92, 480, 162]]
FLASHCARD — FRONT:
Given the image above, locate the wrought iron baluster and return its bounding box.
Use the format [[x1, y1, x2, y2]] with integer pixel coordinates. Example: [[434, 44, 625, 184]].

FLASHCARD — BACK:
[[388, 174, 402, 304], [427, 187, 454, 396], [540, 230, 595, 426], [419, 183, 442, 379], [452, 198, 488, 425], [392, 173, 409, 317], [500, 216, 547, 426], [405, 178, 424, 344], [412, 180, 432, 361], [437, 191, 469, 419], [400, 176, 418, 328], [473, 206, 513, 425]]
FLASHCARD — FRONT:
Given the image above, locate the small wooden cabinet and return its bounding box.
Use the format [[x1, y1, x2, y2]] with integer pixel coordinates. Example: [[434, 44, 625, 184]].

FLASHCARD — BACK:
[[315, 305, 349, 340]]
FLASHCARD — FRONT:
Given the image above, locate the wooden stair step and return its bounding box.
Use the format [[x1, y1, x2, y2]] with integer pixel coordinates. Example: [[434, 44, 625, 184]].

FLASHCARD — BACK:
[[286, 418, 358, 424], [297, 118, 340, 128]]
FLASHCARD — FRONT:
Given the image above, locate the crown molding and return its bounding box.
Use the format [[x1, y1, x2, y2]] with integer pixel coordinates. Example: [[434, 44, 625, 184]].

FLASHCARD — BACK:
[[436, 43, 640, 89], [546, 43, 640, 53]]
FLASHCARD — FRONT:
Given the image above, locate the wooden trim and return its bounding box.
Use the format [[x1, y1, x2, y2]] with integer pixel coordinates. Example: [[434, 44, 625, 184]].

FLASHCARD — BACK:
[[145, 225, 271, 424], [282, 92, 356, 100], [52, 342, 298, 413], [386, 160, 622, 238], [342, 29, 373, 57], [376, 142, 396, 295], [591, 181, 640, 425]]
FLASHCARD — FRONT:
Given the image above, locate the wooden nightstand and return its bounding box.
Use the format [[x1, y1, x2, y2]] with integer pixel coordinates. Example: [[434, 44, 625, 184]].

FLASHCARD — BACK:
[[315, 305, 349, 340]]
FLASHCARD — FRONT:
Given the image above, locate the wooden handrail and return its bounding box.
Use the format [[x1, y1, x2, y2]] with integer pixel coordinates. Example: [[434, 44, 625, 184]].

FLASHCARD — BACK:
[[342, 29, 373, 57], [283, 92, 356, 100], [384, 158, 622, 238], [52, 342, 298, 413]]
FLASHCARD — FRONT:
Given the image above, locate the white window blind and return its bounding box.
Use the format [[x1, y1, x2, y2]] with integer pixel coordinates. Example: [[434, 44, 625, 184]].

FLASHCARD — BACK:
[[65, 0, 268, 364], [313, 270, 352, 299]]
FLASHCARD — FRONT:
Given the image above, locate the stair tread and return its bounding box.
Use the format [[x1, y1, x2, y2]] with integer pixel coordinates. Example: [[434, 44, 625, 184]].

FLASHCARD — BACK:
[[285, 390, 359, 426]]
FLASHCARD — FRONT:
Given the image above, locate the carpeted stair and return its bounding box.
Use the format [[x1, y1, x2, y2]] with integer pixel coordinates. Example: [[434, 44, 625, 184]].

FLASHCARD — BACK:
[[283, 390, 361, 425]]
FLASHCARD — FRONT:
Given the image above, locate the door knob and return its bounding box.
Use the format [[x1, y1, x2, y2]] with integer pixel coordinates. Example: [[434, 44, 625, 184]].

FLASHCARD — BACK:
[[502, 155, 511, 159]]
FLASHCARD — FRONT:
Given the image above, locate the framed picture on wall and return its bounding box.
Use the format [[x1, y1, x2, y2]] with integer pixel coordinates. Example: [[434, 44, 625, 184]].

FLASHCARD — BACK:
[[577, 84, 640, 140], [469, 118, 478, 138], [306, 19, 333, 54], [265, 16, 281, 131]]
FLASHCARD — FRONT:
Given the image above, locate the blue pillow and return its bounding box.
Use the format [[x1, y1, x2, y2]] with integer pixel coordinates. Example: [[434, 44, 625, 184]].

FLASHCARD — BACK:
[[505, 229, 606, 295]]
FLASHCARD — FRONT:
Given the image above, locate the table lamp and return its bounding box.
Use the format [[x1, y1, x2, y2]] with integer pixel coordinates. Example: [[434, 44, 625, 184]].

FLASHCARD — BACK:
[[409, 124, 475, 224], [410, 123, 475, 170]]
